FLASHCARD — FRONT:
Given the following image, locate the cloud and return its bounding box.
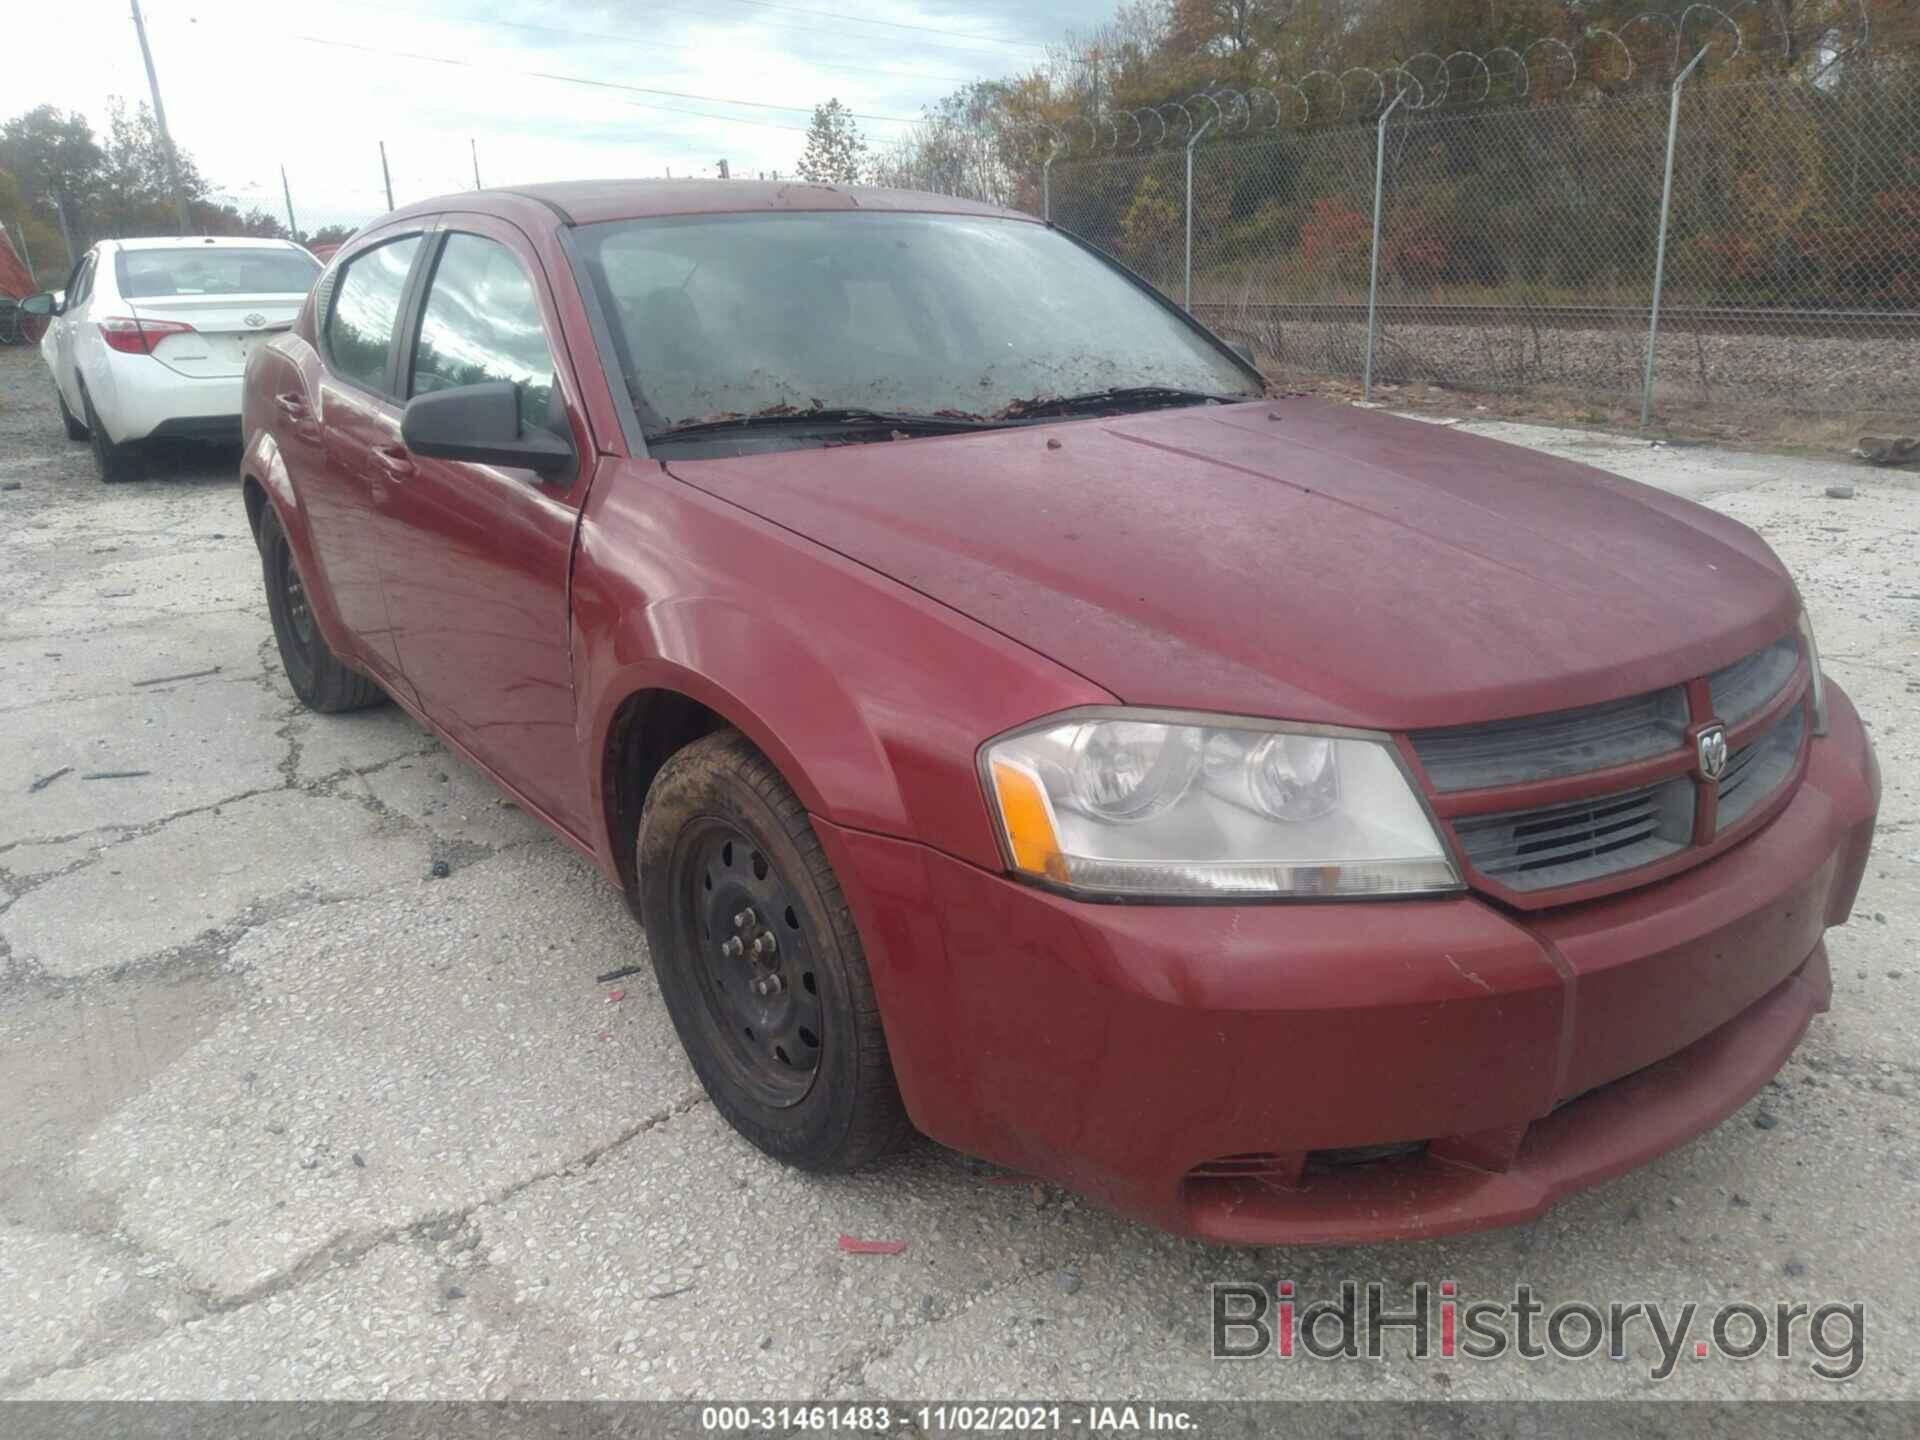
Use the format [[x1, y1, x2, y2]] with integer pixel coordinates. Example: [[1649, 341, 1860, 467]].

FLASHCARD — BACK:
[[10, 0, 1110, 230]]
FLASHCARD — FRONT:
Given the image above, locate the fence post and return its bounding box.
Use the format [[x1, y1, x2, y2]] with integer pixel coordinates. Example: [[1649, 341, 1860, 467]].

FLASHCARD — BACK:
[[1182, 114, 1213, 311], [1641, 46, 1710, 430], [1363, 91, 1407, 403], [1042, 138, 1059, 222]]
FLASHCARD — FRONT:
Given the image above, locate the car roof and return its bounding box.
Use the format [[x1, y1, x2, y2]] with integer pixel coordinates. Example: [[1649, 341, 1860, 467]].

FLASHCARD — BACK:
[[385, 178, 1036, 229], [103, 236, 308, 251]]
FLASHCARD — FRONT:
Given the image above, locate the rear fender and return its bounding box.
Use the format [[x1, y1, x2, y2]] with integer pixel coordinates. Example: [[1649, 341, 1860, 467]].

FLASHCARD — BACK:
[[241, 401, 356, 664]]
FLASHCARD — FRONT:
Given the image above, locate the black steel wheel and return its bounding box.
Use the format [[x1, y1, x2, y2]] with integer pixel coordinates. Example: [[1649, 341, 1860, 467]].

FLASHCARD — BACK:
[[638, 729, 908, 1171], [676, 817, 826, 1107], [257, 503, 384, 713]]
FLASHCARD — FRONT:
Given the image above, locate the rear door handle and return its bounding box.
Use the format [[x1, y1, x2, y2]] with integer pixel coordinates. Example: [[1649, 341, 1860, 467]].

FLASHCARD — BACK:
[[372, 444, 415, 479], [273, 393, 311, 421]]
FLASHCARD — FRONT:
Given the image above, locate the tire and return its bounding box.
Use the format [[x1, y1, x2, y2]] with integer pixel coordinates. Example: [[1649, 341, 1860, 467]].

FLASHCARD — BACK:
[[257, 504, 385, 713], [54, 376, 88, 441], [638, 729, 908, 1172], [80, 383, 142, 483]]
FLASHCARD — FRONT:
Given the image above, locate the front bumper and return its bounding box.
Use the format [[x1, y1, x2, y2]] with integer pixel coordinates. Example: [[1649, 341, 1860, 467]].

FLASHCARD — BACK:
[[821, 681, 1878, 1244]]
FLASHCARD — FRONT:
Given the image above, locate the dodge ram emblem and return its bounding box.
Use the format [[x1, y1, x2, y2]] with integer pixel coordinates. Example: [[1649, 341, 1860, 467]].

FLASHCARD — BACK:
[[1696, 724, 1729, 780]]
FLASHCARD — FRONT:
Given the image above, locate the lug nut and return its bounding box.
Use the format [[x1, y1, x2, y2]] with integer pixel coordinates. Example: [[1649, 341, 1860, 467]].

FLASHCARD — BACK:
[[733, 908, 756, 930], [721, 936, 745, 958], [752, 973, 785, 997], [751, 932, 777, 958]]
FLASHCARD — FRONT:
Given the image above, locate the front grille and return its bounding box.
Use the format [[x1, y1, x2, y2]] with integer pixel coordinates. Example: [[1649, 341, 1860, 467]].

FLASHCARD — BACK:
[[1422, 632, 1809, 901], [1717, 701, 1806, 833], [1412, 686, 1689, 792], [1709, 638, 1799, 727], [1454, 778, 1695, 891]]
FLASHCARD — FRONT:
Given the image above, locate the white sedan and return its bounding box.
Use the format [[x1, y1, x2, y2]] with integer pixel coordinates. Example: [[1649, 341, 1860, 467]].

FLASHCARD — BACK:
[[24, 236, 321, 482]]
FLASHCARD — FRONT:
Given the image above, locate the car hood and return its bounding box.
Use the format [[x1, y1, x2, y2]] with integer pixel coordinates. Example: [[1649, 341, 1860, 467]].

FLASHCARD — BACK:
[[662, 400, 1798, 729]]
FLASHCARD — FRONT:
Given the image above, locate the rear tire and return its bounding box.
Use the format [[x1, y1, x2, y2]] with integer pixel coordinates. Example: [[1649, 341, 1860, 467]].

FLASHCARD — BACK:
[[80, 384, 142, 483], [258, 504, 385, 713], [54, 377, 88, 441], [638, 729, 909, 1172]]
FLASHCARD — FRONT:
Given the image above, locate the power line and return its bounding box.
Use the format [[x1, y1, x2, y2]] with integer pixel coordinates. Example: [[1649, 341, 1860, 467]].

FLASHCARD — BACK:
[[285, 32, 923, 124]]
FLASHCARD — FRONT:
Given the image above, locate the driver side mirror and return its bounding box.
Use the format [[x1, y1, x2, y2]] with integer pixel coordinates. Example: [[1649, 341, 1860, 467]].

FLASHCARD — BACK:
[[20, 291, 60, 318], [401, 380, 574, 480]]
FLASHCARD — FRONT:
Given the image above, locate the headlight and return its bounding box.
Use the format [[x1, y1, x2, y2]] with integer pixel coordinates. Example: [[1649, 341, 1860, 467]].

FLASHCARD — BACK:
[[980, 710, 1461, 899], [1796, 608, 1829, 736]]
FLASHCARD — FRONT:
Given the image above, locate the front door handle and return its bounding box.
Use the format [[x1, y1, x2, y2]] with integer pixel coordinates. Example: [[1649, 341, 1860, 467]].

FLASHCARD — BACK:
[[274, 392, 311, 421], [372, 444, 415, 479]]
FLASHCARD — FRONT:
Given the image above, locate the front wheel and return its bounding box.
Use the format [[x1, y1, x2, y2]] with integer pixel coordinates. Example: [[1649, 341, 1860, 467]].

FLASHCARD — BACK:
[[54, 376, 88, 441], [638, 730, 908, 1171]]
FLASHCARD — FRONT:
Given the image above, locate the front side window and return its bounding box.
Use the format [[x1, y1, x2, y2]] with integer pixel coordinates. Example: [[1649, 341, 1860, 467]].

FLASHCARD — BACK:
[[325, 236, 422, 393], [575, 212, 1260, 435], [68, 255, 95, 308], [410, 233, 557, 435], [117, 246, 319, 299]]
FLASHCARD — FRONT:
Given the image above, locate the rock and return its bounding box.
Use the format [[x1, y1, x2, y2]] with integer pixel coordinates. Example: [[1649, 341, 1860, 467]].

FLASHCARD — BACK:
[[1754, 1110, 1780, 1130], [445, 1284, 466, 1300], [1785, 1259, 1809, 1278], [1055, 1269, 1082, 1295], [429, 860, 451, 879], [1826, 484, 1856, 499]]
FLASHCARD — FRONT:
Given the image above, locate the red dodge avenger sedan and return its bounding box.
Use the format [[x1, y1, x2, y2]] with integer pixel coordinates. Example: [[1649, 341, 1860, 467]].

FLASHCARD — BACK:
[[240, 180, 1878, 1244]]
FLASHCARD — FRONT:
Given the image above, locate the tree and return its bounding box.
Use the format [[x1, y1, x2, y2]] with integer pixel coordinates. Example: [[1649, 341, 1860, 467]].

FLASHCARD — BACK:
[[306, 224, 356, 248], [795, 99, 868, 184], [0, 106, 103, 215], [94, 99, 206, 237]]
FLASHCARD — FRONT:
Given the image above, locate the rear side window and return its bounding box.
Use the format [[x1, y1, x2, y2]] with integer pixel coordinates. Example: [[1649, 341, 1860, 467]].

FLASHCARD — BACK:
[[409, 233, 556, 434], [117, 247, 319, 298], [324, 236, 422, 393]]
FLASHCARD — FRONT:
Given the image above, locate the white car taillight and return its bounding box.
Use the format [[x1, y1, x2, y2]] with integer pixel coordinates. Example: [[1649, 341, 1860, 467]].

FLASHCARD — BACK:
[[98, 315, 195, 356]]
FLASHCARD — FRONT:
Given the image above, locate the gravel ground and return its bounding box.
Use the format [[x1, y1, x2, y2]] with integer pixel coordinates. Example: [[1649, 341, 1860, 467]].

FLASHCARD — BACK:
[[1241, 316, 1920, 431], [0, 342, 1916, 1405]]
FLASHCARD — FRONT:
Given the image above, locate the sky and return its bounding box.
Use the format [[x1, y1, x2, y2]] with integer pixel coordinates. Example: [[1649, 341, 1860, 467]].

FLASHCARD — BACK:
[[10, 0, 1114, 230]]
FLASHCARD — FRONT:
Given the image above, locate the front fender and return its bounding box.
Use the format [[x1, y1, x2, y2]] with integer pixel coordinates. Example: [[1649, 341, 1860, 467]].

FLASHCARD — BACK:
[[573, 466, 1112, 877]]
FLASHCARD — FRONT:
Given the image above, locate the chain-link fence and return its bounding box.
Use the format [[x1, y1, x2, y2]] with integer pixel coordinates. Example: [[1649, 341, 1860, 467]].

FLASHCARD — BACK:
[[1040, 69, 1920, 441]]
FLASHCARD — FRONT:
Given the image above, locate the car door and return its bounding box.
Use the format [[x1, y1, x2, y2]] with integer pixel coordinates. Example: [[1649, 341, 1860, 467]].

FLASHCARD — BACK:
[[49, 251, 95, 411], [299, 231, 428, 691], [377, 220, 594, 838]]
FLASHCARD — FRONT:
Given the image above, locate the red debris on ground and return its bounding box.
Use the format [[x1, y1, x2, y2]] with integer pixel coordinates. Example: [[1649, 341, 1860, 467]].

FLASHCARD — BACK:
[[837, 1235, 908, 1256]]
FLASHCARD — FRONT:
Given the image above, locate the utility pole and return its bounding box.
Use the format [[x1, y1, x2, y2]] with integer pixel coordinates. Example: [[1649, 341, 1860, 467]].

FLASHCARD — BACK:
[[129, 0, 193, 234], [279, 165, 300, 243], [379, 142, 395, 211], [717, 158, 730, 179], [51, 195, 76, 265], [471, 139, 482, 189]]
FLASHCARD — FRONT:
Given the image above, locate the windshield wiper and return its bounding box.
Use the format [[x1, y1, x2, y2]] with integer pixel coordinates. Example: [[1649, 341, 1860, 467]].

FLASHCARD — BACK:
[[999, 386, 1241, 420], [647, 406, 1003, 442]]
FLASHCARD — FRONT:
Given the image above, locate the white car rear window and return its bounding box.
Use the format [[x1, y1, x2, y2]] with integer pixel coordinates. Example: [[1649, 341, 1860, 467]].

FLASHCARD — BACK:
[[118, 248, 320, 299]]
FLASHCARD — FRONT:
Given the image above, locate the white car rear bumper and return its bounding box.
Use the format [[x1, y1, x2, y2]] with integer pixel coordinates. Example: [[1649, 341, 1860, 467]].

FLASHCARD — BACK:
[[86, 346, 244, 445]]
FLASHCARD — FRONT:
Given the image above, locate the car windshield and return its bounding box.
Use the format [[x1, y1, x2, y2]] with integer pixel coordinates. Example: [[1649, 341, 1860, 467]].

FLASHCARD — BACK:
[[574, 212, 1261, 434], [117, 247, 320, 298]]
